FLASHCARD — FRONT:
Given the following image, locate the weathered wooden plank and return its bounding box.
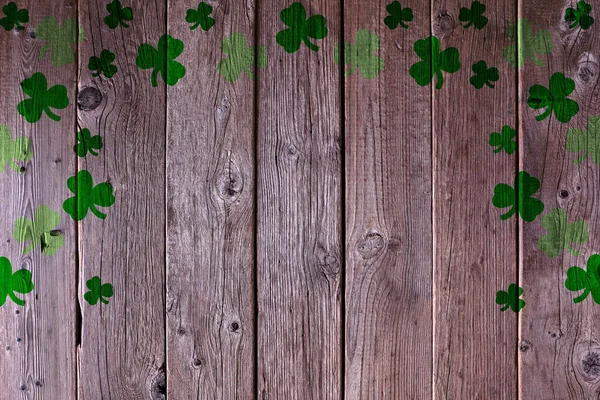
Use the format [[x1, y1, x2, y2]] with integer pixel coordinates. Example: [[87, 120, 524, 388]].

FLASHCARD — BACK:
[[77, 1, 166, 398], [165, 1, 256, 398]]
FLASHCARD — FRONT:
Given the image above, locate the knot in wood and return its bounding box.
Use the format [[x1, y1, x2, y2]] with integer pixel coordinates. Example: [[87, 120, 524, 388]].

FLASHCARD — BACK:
[[519, 340, 531, 353], [150, 365, 166, 399], [434, 10, 455, 36], [583, 352, 600, 378], [191, 356, 205, 369], [357, 233, 385, 260], [216, 162, 243, 202], [577, 60, 598, 86], [77, 87, 103, 111]]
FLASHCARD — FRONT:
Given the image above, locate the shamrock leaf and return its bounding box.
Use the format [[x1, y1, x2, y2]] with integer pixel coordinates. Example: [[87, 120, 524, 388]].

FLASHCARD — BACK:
[[538, 208, 588, 258], [489, 125, 516, 155], [528, 72, 579, 123], [62, 170, 115, 221], [565, 254, 600, 304], [503, 18, 553, 68], [217, 32, 267, 83], [492, 171, 544, 222], [18, 72, 69, 123], [0, 257, 34, 307], [84, 276, 113, 305], [459, 0, 488, 30], [0, 2, 28, 30], [276, 2, 327, 53], [409, 35, 459, 89], [0, 124, 32, 173], [13, 205, 64, 256], [136, 35, 186, 87], [470, 60, 499, 89], [335, 29, 384, 80], [565, 1, 594, 30], [88, 49, 117, 78], [36, 16, 84, 67], [104, 0, 133, 29], [566, 115, 600, 165], [186, 2, 215, 31], [384, 1, 413, 30], [74, 128, 103, 157], [495, 283, 525, 312]]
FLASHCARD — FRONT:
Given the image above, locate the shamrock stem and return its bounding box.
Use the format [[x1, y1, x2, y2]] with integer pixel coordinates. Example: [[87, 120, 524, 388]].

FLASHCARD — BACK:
[[151, 69, 159, 87], [89, 149, 99, 156], [345, 65, 358, 77], [190, 21, 200, 30], [8, 292, 25, 306], [92, 71, 100, 78], [435, 70, 444, 90], [485, 81, 495, 89], [45, 107, 61, 122], [303, 38, 320, 52], [500, 304, 509, 311], [101, 297, 109, 305], [568, 22, 578, 29], [566, 243, 580, 256], [573, 288, 590, 303], [22, 243, 34, 254], [574, 153, 588, 164], [9, 161, 22, 172], [493, 147, 502, 154], [400, 21, 409, 29], [244, 67, 256, 80], [500, 206, 516, 220], [121, 21, 129, 28], [463, 21, 473, 29], [535, 107, 552, 121], [90, 204, 107, 220], [531, 55, 545, 67], [15, 21, 23, 29]]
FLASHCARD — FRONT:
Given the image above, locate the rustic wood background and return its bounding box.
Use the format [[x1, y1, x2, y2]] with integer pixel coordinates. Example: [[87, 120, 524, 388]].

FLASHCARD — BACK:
[[1, 0, 599, 398]]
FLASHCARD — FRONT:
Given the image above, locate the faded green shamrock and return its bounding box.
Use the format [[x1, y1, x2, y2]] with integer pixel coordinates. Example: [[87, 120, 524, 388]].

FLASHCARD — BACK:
[[566, 115, 600, 165], [74, 128, 103, 158], [528, 72, 579, 123], [565, 254, 600, 304], [489, 125, 516, 155], [0, 2, 28, 30], [36, 16, 84, 67], [409, 35, 459, 89], [13, 205, 64, 256], [459, 0, 488, 30], [0, 124, 32, 173], [104, 0, 133, 29], [565, 1, 594, 30], [88, 49, 117, 78], [217, 32, 267, 83], [492, 171, 544, 222], [276, 2, 327, 53], [84, 276, 113, 305], [186, 2, 215, 31], [63, 170, 115, 221], [335, 29, 384, 80], [18, 72, 69, 123], [384, 1, 413, 30], [495, 283, 525, 312], [136, 35, 186, 87], [538, 208, 588, 258], [470, 60, 499, 89], [0, 257, 33, 307], [503, 18, 553, 68]]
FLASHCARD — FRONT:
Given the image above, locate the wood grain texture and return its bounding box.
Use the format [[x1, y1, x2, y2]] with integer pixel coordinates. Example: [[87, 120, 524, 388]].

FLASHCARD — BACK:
[[76, 1, 166, 399]]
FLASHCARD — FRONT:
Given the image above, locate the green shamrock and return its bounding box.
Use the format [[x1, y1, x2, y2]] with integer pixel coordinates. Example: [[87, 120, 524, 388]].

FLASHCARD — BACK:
[[276, 2, 327, 53], [489, 125, 516, 155], [0, 124, 32, 173], [36, 16, 84, 67], [492, 171, 544, 222], [0, 2, 28, 30], [74, 128, 103, 157], [0, 257, 33, 307], [495, 283, 525, 312], [18, 72, 69, 123], [409, 35, 459, 89], [538, 208, 588, 258], [503, 18, 553, 68], [186, 2, 215, 31], [88, 49, 117, 78], [136, 35, 186, 87], [104, 0, 133, 29], [565, 254, 600, 304], [565, 1, 594, 30], [13, 205, 64, 256], [84, 276, 113, 305], [384, 1, 413, 30], [566, 115, 600, 165], [217, 32, 267, 83], [459, 1, 488, 30], [335, 29, 384, 80], [528, 72, 579, 123], [63, 170, 115, 221], [470, 60, 499, 89]]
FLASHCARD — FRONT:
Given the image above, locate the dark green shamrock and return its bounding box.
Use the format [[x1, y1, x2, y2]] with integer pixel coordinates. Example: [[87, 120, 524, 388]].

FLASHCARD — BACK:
[[496, 284, 525, 312], [0, 2, 28, 30], [459, 1, 488, 30], [538, 208, 588, 258], [489, 125, 516, 155], [492, 171, 544, 222], [18, 72, 69, 123], [384, 1, 413, 30], [335, 29, 384, 80], [84, 276, 113, 305], [63, 170, 115, 221], [276, 2, 327, 53], [470, 60, 499, 89], [565, 254, 600, 304], [217, 32, 267, 83], [74, 129, 103, 157], [13, 205, 64, 256], [88, 49, 117, 78], [565, 1, 594, 30], [186, 2, 215, 31], [0, 124, 31, 173], [136, 35, 186, 87], [36, 16, 84, 67], [104, 0, 133, 29], [503, 18, 553, 68], [566, 115, 600, 165], [0, 257, 33, 307], [528, 72, 579, 123], [409, 35, 459, 89]]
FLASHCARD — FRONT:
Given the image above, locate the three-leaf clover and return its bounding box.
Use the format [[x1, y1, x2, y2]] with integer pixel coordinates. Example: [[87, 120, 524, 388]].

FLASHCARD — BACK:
[[538, 208, 588, 258], [136, 35, 186, 87], [104, 0, 133, 29], [384, 1, 413, 30], [74, 129, 103, 157], [565, 254, 600, 304], [459, 1, 488, 30], [0, 124, 32, 173], [470, 60, 499, 89], [217, 32, 267, 83], [88, 49, 117, 78], [409, 35, 459, 89], [36, 16, 84, 67], [503, 18, 553, 68], [276, 2, 327, 53], [84, 276, 113, 305], [0, 2, 28, 30], [492, 171, 544, 222], [495, 283, 525, 312], [528, 72, 579, 123], [565, 1, 594, 30], [489, 125, 516, 155], [18, 72, 69, 123], [566, 115, 600, 165], [13, 205, 64, 256], [63, 170, 115, 221], [0, 257, 33, 307], [335, 29, 384, 80], [186, 2, 215, 31]]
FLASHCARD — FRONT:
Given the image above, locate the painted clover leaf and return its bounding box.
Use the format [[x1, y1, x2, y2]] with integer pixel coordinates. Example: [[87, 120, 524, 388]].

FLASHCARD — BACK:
[[84, 276, 113, 305], [528, 72, 579, 123], [489, 125, 516, 155], [538, 208, 588, 258], [217, 32, 267, 83], [384, 1, 413, 30], [13, 205, 64, 256], [409, 35, 459, 90], [503, 18, 553, 68], [492, 171, 544, 222], [0, 124, 32, 173], [470, 60, 499, 89], [565, 1, 594, 30], [335, 29, 384, 80], [276, 2, 327, 53], [18, 72, 69, 123], [89, 49, 117, 78], [496, 283, 525, 312], [74, 129, 103, 158], [0, 2, 28, 31], [136, 35, 186, 87], [459, 1, 488, 30], [565, 254, 600, 304], [0, 257, 33, 307], [36, 16, 84, 67], [63, 170, 115, 221], [104, 0, 133, 29], [186, 2, 215, 31], [566, 115, 600, 165]]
